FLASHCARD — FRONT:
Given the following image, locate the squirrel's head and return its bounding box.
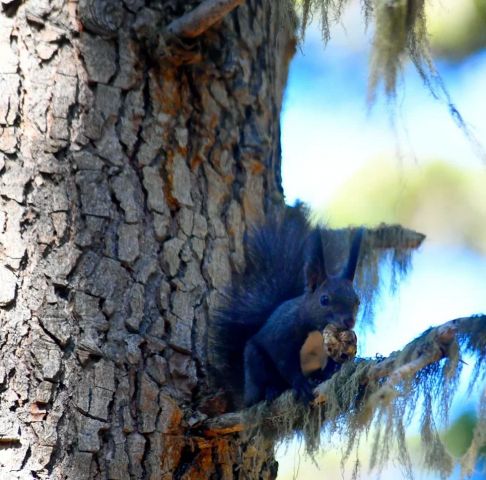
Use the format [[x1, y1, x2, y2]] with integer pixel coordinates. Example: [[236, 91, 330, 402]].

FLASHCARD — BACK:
[[302, 228, 363, 330]]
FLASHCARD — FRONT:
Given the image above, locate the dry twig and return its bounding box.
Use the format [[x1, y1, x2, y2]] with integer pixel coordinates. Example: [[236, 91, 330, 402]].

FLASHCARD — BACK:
[[165, 0, 245, 38]]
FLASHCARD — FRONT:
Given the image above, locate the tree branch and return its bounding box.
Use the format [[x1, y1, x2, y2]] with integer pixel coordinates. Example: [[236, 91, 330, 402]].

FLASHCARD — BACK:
[[365, 224, 425, 250], [201, 315, 484, 436], [365, 320, 457, 384], [165, 0, 245, 38], [313, 318, 459, 404]]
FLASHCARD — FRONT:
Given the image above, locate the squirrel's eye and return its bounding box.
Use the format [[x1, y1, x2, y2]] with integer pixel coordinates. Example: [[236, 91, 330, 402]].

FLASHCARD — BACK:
[[320, 294, 330, 306]]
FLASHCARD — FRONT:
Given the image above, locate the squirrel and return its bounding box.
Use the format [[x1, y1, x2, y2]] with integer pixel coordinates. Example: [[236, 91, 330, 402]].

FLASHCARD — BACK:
[[210, 205, 363, 407]]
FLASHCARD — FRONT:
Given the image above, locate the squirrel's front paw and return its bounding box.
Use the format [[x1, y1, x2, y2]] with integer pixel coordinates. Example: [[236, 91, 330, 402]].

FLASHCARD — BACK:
[[292, 378, 314, 404]]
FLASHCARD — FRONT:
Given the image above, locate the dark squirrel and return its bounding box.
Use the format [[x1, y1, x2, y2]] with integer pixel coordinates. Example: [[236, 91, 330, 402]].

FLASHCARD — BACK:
[[210, 206, 363, 407]]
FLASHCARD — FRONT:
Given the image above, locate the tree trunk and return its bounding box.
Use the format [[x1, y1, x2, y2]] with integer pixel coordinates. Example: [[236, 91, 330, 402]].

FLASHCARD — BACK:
[[0, 0, 294, 478]]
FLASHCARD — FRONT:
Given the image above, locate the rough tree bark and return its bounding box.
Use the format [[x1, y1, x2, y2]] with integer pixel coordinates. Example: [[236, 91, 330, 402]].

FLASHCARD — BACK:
[[0, 0, 295, 478]]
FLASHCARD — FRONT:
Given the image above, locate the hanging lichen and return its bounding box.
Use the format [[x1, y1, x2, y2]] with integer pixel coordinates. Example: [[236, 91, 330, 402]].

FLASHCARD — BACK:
[[315, 224, 423, 330], [368, 0, 427, 99], [286, 0, 486, 160], [461, 387, 486, 478], [291, 0, 428, 97]]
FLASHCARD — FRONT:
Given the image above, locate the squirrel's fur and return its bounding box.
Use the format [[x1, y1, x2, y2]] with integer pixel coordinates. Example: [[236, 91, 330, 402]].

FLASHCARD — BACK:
[[210, 206, 363, 407]]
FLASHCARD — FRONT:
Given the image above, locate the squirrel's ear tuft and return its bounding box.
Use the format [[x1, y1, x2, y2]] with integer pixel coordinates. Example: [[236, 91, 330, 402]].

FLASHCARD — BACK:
[[305, 229, 327, 292], [342, 227, 364, 281]]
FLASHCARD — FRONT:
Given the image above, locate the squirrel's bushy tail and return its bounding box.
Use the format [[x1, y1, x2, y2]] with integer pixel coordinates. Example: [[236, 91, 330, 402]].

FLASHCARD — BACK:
[[209, 205, 311, 405]]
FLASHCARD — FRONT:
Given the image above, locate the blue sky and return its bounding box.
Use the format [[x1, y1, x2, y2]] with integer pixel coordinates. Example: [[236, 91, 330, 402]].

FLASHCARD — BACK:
[[281, 24, 486, 207]]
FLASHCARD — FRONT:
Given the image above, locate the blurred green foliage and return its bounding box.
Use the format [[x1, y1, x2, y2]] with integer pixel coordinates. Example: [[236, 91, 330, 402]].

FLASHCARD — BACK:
[[315, 159, 486, 253], [443, 412, 478, 457], [428, 0, 486, 60]]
